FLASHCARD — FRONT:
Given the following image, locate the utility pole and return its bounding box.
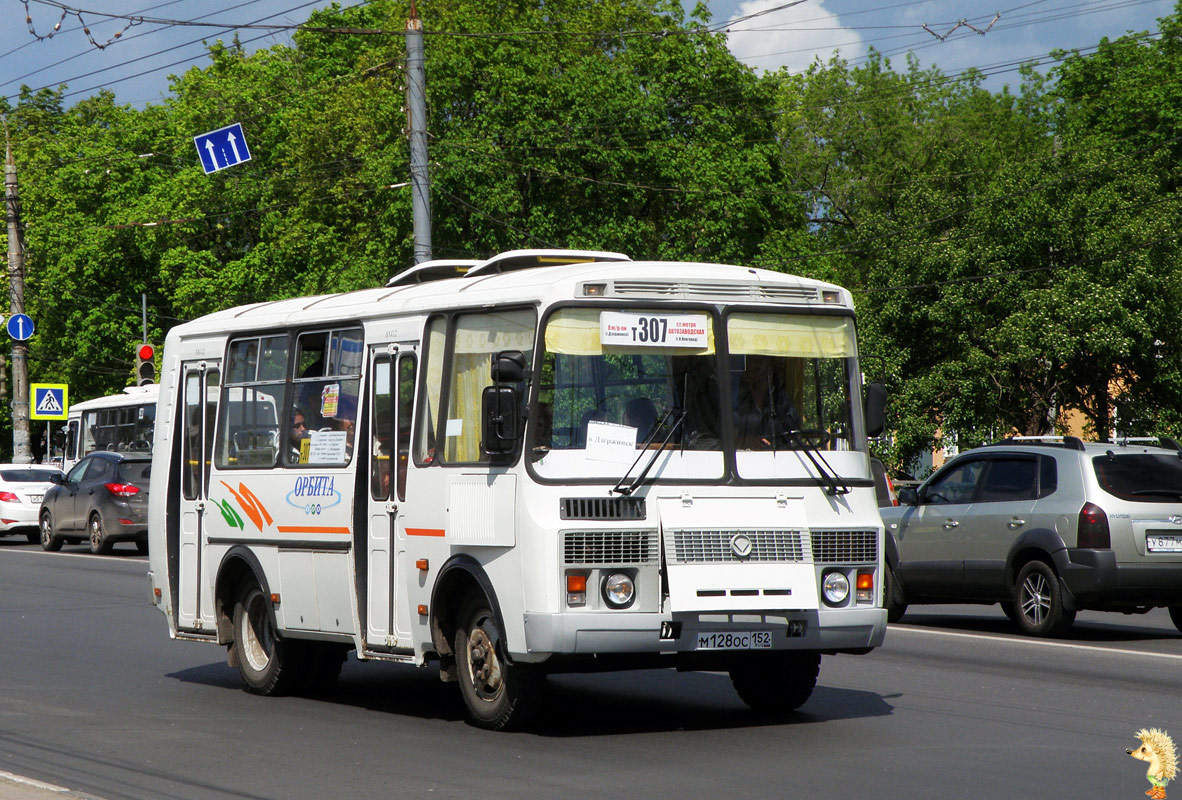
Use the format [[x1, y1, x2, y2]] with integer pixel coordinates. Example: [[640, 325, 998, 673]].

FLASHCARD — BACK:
[[406, 1, 432, 264], [4, 117, 31, 464]]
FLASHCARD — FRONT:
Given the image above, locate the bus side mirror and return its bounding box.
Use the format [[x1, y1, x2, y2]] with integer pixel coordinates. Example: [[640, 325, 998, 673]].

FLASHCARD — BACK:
[[864, 381, 886, 438], [491, 350, 528, 383], [482, 386, 520, 454]]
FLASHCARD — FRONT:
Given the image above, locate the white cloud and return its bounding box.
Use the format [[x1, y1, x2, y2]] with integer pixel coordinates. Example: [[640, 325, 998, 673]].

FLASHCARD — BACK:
[[723, 0, 864, 73]]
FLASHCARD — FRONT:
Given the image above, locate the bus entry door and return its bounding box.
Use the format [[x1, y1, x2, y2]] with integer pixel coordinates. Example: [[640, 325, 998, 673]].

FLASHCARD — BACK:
[[178, 362, 220, 632], [366, 348, 416, 648]]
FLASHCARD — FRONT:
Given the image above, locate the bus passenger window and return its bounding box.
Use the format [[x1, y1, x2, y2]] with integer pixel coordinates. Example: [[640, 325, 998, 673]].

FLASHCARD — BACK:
[[415, 316, 447, 466], [289, 328, 363, 466], [216, 336, 288, 469]]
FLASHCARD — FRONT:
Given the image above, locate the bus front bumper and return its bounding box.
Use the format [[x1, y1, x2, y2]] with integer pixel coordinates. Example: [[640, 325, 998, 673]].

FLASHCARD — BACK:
[[521, 607, 885, 656]]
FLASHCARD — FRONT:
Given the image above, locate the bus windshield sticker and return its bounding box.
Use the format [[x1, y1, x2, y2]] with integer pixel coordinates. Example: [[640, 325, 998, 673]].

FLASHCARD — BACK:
[[585, 420, 637, 463], [309, 430, 348, 462], [320, 383, 340, 418], [600, 311, 708, 349], [446, 418, 463, 437]]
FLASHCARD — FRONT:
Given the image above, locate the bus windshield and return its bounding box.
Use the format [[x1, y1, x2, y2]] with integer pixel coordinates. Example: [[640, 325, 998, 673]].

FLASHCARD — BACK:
[[529, 307, 860, 481]]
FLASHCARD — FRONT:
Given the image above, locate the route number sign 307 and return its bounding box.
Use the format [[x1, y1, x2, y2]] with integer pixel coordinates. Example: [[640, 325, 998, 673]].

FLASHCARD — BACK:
[[599, 311, 709, 348]]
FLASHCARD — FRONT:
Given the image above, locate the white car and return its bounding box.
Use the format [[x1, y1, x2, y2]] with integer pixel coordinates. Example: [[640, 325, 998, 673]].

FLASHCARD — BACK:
[[0, 464, 64, 543]]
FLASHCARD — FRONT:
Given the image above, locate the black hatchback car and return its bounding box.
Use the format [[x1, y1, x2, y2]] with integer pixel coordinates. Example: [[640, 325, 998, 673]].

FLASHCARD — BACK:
[[39, 451, 151, 554]]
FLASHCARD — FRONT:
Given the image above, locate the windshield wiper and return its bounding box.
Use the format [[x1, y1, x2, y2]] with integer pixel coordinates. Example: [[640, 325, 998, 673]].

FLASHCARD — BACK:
[[1129, 489, 1182, 500], [778, 410, 851, 497], [612, 407, 687, 496]]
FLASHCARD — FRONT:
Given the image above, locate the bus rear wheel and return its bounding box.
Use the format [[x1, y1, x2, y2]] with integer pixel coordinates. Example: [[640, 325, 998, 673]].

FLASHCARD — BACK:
[[729, 652, 821, 714], [231, 582, 303, 696], [454, 593, 542, 731]]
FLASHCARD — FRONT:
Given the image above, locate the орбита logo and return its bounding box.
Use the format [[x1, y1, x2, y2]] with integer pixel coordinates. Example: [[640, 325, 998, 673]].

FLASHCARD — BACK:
[[1128, 728, 1177, 799]]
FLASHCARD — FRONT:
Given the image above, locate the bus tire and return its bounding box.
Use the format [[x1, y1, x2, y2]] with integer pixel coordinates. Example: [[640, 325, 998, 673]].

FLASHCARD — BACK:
[[729, 651, 821, 714], [231, 582, 304, 696], [884, 564, 907, 623], [454, 593, 543, 731], [40, 511, 62, 552], [88, 514, 113, 555]]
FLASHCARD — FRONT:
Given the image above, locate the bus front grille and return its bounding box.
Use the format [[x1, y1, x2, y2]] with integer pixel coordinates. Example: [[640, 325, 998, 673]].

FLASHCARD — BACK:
[[668, 530, 806, 564], [562, 530, 659, 565], [810, 530, 878, 563]]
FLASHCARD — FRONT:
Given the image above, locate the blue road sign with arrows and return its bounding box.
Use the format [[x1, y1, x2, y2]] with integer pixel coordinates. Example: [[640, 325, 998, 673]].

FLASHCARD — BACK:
[[7, 313, 33, 341], [194, 122, 252, 174]]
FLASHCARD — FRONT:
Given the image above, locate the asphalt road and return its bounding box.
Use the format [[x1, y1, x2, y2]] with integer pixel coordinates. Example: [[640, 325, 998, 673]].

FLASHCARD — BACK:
[[1, 538, 1179, 800]]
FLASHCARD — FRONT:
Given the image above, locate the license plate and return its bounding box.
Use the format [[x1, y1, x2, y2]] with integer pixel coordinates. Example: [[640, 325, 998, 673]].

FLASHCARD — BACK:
[[1147, 534, 1182, 552], [696, 631, 773, 650], [29, 494, 42, 504]]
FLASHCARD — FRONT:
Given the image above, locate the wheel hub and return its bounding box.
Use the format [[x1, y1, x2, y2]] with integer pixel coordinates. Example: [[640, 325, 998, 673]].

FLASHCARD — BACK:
[[1021, 574, 1050, 624], [467, 627, 503, 698], [241, 594, 273, 672]]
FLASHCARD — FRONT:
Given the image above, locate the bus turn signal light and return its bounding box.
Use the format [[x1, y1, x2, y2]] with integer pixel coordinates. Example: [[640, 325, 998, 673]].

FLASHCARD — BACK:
[[856, 571, 874, 603], [566, 573, 587, 607]]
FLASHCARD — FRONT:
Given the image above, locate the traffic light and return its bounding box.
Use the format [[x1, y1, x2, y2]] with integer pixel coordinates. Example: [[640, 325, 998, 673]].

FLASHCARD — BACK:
[[136, 343, 156, 386]]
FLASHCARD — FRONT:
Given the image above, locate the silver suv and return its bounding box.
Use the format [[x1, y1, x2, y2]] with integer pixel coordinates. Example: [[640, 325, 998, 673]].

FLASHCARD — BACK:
[[880, 436, 1182, 636]]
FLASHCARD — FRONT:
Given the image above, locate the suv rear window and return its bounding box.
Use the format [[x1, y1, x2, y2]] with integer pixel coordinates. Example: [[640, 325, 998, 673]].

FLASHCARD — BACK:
[[1092, 454, 1182, 502], [117, 461, 152, 485]]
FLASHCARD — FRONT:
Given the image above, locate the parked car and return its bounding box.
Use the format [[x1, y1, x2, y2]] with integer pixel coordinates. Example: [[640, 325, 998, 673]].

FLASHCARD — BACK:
[[880, 436, 1182, 636], [39, 451, 151, 554], [0, 464, 64, 543]]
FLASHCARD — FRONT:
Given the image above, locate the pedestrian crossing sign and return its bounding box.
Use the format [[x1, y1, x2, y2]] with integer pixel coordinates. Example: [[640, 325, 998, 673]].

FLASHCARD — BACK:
[[31, 384, 68, 420]]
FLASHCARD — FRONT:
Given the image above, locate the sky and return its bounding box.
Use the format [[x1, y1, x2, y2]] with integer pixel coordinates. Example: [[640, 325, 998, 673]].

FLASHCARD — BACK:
[[0, 0, 1175, 110]]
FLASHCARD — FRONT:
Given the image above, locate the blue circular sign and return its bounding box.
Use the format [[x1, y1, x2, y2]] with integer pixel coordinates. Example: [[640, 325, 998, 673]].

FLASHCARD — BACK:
[[6, 313, 33, 341]]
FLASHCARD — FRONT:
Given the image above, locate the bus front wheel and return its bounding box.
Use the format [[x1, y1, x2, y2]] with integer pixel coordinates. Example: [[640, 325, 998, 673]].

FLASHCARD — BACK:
[[231, 582, 303, 696], [729, 651, 821, 714], [454, 593, 542, 731]]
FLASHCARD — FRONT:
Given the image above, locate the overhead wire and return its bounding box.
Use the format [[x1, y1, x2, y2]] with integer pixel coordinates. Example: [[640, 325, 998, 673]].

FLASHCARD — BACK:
[[2, 0, 274, 91]]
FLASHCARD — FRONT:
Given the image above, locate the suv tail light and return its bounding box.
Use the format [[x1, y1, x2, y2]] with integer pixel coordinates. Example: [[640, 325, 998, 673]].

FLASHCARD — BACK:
[[105, 483, 140, 498], [1077, 502, 1110, 548]]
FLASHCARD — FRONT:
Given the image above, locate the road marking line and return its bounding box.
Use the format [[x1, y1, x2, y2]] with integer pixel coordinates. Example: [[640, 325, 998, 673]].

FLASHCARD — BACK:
[[0, 770, 72, 793], [3, 548, 145, 565], [891, 624, 1182, 660]]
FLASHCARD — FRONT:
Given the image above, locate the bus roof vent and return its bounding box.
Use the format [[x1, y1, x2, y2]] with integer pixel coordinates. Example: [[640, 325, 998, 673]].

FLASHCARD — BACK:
[[465, 249, 630, 278], [386, 259, 481, 287], [612, 280, 820, 302], [560, 496, 647, 521]]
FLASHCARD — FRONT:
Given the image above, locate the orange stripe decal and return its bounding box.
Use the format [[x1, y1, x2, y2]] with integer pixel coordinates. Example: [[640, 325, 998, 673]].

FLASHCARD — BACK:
[[406, 527, 446, 537], [276, 526, 352, 535]]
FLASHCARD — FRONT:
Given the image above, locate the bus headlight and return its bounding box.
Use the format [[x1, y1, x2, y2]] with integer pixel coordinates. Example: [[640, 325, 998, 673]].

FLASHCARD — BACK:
[[603, 572, 635, 609], [822, 570, 850, 606]]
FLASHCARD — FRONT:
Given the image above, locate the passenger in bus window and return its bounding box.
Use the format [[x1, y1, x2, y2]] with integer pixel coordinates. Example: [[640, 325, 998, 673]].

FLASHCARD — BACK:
[[289, 410, 310, 463]]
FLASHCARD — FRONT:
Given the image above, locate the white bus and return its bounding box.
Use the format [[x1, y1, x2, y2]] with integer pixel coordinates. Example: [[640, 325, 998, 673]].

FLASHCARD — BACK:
[[147, 249, 889, 730], [59, 384, 159, 472]]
